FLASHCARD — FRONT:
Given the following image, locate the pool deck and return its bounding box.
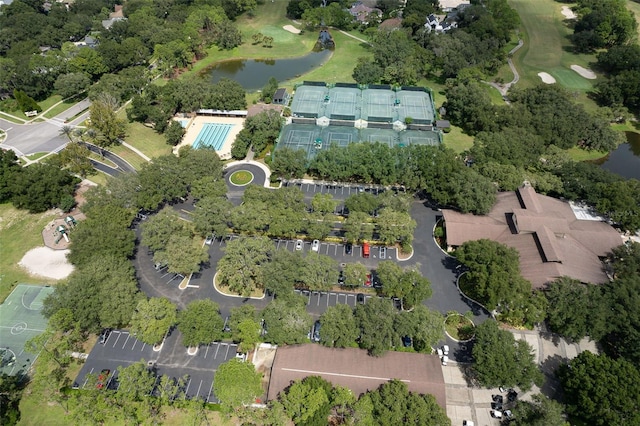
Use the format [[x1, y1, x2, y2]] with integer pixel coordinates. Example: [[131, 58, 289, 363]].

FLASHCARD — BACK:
[[174, 115, 244, 159]]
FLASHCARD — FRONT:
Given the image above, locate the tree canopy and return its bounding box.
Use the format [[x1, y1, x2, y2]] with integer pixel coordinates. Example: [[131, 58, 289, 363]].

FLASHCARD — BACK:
[[130, 298, 177, 345], [178, 300, 224, 347], [213, 359, 263, 412]]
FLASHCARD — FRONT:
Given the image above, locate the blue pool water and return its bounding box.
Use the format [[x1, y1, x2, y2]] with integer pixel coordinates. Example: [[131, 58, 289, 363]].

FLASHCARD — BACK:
[[192, 123, 234, 151]]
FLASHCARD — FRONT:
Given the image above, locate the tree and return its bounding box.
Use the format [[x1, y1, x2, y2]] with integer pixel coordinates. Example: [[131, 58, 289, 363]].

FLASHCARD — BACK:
[[261, 76, 278, 103], [237, 319, 261, 353], [191, 176, 227, 201], [88, 93, 127, 150], [178, 300, 224, 347], [279, 376, 332, 425], [261, 296, 313, 345], [558, 351, 640, 426], [56, 142, 95, 178], [192, 196, 233, 237], [116, 360, 157, 401], [141, 206, 193, 253], [545, 277, 598, 341], [262, 249, 305, 298], [471, 321, 543, 391], [512, 393, 568, 426], [311, 193, 337, 214], [377, 262, 431, 310], [343, 262, 369, 289], [302, 252, 339, 292], [271, 147, 307, 180], [343, 211, 374, 243], [0, 374, 24, 424], [154, 234, 209, 275], [365, 379, 450, 425], [218, 236, 274, 296], [345, 192, 378, 215], [305, 213, 334, 240], [164, 120, 185, 146], [130, 298, 177, 345], [393, 306, 444, 352], [10, 163, 79, 213], [375, 208, 416, 246], [229, 304, 259, 339], [54, 72, 90, 98], [571, 0, 637, 52], [352, 57, 383, 85], [214, 359, 263, 411], [319, 304, 359, 348], [355, 297, 396, 356], [0, 149, 21, 203]]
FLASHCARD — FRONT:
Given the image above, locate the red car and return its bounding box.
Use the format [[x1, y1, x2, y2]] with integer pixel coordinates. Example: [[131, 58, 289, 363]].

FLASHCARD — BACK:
[[364, 274, 372, 287], [96, 369, 110, 389]]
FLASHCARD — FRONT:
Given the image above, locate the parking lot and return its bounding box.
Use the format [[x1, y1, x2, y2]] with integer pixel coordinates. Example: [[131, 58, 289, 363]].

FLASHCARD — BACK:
[[74, 329, 239, 403], [152, 263, 185, 285]]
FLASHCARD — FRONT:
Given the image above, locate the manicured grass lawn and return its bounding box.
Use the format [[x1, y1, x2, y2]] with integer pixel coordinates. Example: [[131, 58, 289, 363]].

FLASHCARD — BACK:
[[86, 171, 108, 186], [445, 314, 475, 341], [43, 97, 84, 119], [509, 0, 598, 91], [567, 146, 608, 162], [25, 152, 48, 161], [108, 144, 149, 171], [38, 94, 63, 112], [0, 204, 59, 302], [229, 170, 254, 185], [117, 109, 172, 159], [443, 126, 474, 153], [88, 152, 118, 168]]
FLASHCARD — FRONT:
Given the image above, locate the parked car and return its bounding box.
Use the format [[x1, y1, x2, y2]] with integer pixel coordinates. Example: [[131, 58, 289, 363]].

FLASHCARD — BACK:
[[441, 355, 448, 366], [462, 421, 474, 426], [204, 235, 214, 245], [98, 329, 111, 345], [357, 293, 365, 304], [379, 246, 387, 259], [312, 320, 321, 342], [345, 243, 353, 255], [504, 410, 513, 420], [96, 369, 110, 389], [311, 239, 320, 252], [442, 345, 449, 355], [402, 336, 413, 347], [491, 402, 503, 410], [338, 271, 345, 285], [490, 410, 502, 419], [365, 274, 372, 287], [492, 394, 504, 404], [507, 389, 518, 402], [295, 239, 303, 251]]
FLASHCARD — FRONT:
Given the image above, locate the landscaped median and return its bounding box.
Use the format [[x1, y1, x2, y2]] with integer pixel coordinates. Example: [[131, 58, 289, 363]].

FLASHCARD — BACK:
[[444, 311, 476, 342]]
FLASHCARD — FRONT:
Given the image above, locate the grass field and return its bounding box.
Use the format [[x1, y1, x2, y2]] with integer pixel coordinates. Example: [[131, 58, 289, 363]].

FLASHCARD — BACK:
[[442, 127, 474, 153], [509, 0, 597, 91], [117, 109, 172, 160], [0, 204, 58, 303], [627, 0, 640, 37]]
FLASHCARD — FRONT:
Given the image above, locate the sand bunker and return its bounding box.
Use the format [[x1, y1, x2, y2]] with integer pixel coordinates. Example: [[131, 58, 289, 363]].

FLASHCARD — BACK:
[[538, 72, 556, 84], [283, 25, 301, 34], [571, 64, 597, 79], [19, 247, 74, 280], [561, 6, 577, 20]]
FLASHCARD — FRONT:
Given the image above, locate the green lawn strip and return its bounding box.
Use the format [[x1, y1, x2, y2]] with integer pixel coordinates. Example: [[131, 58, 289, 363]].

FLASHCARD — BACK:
[[509, 0, 597, 92], [86, 172, 108, 186], [26, 152, 48, 161], [88, 152, 118, 168], [566, 146, 608, 162], [119, 109, 172, 159], [0, 204, 59, 302], [37, 94, 63, 111], [43, 98, 83, 119], [485, 84, 506, 105], [443, 126, 474, 153], [108, 144, 148, 170]]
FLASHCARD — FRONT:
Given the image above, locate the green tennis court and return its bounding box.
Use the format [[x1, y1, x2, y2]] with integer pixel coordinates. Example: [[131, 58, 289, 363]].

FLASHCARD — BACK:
[[0, 284, 53, 377]]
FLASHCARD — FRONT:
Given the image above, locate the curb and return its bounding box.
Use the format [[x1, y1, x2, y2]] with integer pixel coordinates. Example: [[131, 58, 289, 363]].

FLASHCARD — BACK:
[[212, 271, 266, 300], [456, 272, 494, 319], [224, 160, 271, 188]]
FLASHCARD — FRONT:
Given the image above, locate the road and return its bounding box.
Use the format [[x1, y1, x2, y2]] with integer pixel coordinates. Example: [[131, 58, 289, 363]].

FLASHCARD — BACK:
[[0, 99, 91, 156]]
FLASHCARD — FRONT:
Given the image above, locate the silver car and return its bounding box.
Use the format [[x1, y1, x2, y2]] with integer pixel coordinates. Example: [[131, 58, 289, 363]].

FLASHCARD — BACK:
[[295, 240, 303, 251], [379, 246, 386, 259]]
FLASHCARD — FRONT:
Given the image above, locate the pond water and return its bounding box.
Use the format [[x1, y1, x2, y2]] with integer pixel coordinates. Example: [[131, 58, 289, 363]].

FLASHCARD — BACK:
[[206, 49, 332, 91], [596, 131, 640, 180]]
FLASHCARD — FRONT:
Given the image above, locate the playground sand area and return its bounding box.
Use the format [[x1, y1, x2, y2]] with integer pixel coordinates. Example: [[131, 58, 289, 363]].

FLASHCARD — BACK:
[[570, 65, 597, 79], [19, 247, 74, 280], [538, 72, 557, 84], [561, 6, 577, 20], [283, 25, 301, 34]]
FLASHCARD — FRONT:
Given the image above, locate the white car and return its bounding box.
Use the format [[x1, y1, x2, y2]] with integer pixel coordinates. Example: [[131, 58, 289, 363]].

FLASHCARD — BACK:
[[462, 421, 474, 426], [295, 240, 303, 251], [443, 344, 450, 355], [490, 410, 502, 419], [441, 355, 448, 366], [311, 239, 320, 252], [437, 348, 444, 357], [204, 235, 214, 245]]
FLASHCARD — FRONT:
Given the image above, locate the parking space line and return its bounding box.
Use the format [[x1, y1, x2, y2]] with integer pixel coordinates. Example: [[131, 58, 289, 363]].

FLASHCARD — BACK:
[[160, 271, 171, 278], [140, 342, 146, 351], [317, 293, 324, 306], [121, 334, 131, 349], [112, 332, 122, 347], [224, 344, 230, 359], [206, 380, 215, 403], [195, 380, 203, 399], [204, 344, 211, 358], [184, 377, 192, 395], [214, 344, 220, 359]]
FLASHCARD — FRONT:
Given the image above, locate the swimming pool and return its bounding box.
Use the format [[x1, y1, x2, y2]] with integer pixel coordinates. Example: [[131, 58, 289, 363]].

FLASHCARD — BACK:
[[192, 123, 234, 151]]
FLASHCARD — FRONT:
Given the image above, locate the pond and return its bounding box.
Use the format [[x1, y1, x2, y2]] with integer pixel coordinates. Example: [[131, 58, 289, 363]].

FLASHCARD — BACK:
[[205, 49, 333, 92], [596, 131, 640, 180]]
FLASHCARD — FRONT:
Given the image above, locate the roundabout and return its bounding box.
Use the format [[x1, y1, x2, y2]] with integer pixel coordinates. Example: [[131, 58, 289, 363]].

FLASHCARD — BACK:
[[229, 170, 254, 186]]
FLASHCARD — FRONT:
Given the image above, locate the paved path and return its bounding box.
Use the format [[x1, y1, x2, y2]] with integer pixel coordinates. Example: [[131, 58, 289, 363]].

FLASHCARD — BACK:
[[486, 38, 524, 97]]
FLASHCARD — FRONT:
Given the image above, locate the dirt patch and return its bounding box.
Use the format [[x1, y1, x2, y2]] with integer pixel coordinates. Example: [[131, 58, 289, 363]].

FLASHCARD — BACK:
[[561, 6, 577, 20], [537, 72, 556, 84], [570, 64, 597, 79], [283, 25, 301, 34], [18, 247, 74, 280]]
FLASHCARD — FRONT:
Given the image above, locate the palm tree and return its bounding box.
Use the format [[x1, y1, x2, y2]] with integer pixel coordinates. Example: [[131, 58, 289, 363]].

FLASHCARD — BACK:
[[59, 125, 74, 142]]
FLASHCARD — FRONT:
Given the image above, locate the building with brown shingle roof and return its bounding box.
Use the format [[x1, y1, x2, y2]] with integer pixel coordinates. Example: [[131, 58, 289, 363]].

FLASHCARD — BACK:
[[442, 183, 622, 288], [267, 345, 446, 408]]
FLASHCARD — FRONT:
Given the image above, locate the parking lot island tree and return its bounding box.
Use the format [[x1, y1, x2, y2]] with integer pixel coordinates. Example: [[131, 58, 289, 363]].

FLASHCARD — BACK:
[[262, 249, 305, 299], [377, 262, 432, 310], [177, 300, 224, 347], [141, 207, 194, 253], [190, 176, 228, 201], [236, 319, 261, 353], [130, 297, 178, 345], [319, 304, 359, 348], [271, 147, 307, 180], [311, 193, 338, 214], [213, 359, 263, 413], [376, 209, 416, 247], [471, 321, 543, 391], [192, 196, 234, 238], [303, 252, 340, 292], [304, 212, 334, 240], [261, 296, 313, 345], [153, 234, 209, 276], [218, 236, 275, 296], [355, 297, 397, 357], [116, 360, 157, 402], [343, 211, 374, 243], [393, 306, 444, 352], [343, 262, 369, 289]]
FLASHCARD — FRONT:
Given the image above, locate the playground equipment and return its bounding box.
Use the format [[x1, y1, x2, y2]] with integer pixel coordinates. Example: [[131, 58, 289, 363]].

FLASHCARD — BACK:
[[65, 215, 77, 228], [54, 225, 69, 244]]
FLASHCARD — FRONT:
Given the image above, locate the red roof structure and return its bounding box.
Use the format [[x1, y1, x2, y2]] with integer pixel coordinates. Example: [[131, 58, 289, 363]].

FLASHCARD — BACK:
[[267, 345, 446, 408], [442, 184, 622, 288]]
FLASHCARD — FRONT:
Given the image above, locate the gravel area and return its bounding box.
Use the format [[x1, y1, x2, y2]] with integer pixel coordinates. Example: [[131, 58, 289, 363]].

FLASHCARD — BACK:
[[19, 246, 74, 280]]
